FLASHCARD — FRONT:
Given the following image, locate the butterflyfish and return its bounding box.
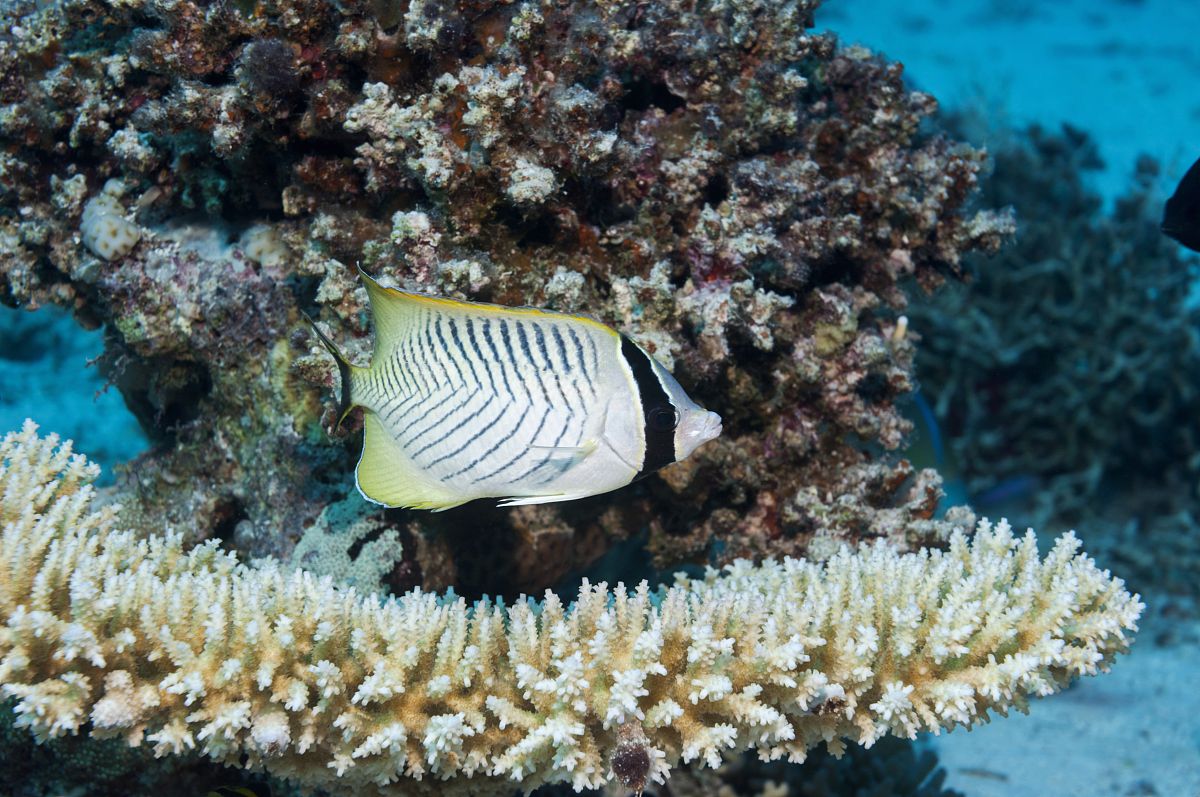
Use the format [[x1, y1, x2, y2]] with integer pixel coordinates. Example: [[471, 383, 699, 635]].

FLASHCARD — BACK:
[[309, 271, 723, 510]]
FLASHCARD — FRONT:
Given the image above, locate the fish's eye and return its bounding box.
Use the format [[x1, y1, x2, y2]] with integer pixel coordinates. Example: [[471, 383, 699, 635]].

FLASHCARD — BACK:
[[647, 406, 679, 432]]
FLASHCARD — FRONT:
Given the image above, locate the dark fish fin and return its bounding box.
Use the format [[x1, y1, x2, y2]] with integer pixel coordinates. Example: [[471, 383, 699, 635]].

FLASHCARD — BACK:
[[303, 311, 356, 428], [1162, 155, 1200, 252]]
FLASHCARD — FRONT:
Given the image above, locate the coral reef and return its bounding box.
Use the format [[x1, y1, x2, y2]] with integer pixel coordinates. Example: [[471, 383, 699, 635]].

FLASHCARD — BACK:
[[0, 0, 1010, 590], [908, 123, 1200, 593], [539, 737, 962, 796], [0, 697, 271, 797], [640, 738, 962, 797], [0, 423, 1142, 796]]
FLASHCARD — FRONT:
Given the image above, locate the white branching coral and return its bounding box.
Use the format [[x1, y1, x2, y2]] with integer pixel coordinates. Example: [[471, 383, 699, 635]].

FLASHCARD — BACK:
[[0, 423, 1143, 796]]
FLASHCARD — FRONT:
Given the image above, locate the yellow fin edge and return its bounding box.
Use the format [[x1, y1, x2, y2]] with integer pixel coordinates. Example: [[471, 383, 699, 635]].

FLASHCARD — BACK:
[[358, 267, 618, 338], [355, 413, 470, 511]]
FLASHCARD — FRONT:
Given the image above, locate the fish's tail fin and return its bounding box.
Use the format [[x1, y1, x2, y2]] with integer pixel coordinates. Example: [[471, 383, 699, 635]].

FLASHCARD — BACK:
[[303, 312, 357, 428]]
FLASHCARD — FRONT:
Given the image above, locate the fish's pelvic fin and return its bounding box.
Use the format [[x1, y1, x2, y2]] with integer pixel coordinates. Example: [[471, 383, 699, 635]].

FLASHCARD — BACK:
[[496, 492, 584, 507], [356, 413, 470, 510], [304, 312, 358, 428]]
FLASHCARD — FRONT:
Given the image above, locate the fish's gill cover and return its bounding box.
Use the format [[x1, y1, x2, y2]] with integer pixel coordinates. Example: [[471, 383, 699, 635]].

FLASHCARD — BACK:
[[0, 0, 1010, 592], [0, 423, 1142, 795]]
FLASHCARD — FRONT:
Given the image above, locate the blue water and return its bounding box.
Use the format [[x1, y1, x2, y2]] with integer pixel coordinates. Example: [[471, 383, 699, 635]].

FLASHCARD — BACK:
[[819, 3, 1200, 794], [1, 0, 1197, 795], [0, 306, 147, 482], [818, 0, 1200, 204]]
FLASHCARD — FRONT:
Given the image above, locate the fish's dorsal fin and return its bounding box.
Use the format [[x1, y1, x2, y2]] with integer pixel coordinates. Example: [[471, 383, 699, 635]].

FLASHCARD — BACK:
[[358, 267, 419, 358], [356, 413, 470, 511], [1162, 155, 1200, 252], [357, 266, 618, 338]]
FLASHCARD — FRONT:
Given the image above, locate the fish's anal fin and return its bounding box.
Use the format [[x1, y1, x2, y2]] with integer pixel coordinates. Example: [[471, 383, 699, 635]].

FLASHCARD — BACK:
[[356, 413, 470, 511]]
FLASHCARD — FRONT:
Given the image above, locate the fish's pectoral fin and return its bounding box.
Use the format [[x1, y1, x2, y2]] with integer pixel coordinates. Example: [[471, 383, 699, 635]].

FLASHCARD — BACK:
[[356, 412, 470, 510], [527, 438, 598, 463], [527, 443, 593, 455], [496, 491, 592, 508], [596, 400, 641, 475]]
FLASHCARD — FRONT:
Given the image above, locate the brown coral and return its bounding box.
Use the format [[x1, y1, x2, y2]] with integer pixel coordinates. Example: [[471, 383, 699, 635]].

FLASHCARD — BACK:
[[0, 0, 1010, 593]]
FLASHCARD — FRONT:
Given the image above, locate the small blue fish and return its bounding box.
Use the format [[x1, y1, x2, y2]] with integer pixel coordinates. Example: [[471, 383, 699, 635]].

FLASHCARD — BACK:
[[975, 475, 1040, 509], [908, 390, 969, 509], [310, 271, 722, 510]]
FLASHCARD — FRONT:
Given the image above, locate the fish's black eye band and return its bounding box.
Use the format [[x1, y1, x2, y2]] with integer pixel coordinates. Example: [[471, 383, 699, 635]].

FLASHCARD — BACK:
[[620, 334, 677, 478]]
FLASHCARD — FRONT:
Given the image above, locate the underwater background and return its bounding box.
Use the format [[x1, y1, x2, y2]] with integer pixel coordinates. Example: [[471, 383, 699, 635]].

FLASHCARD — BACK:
[[0, 0, 1197, 795]]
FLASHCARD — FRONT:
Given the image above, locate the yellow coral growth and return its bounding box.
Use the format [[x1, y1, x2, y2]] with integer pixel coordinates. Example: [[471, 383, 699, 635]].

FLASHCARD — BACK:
[[0, 422, 1143, 795]]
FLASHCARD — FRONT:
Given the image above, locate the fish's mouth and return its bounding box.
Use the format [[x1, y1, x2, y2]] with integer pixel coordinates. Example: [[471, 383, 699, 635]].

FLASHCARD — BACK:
[[676, 410, 724, 460], [702, 411, 723, 441]]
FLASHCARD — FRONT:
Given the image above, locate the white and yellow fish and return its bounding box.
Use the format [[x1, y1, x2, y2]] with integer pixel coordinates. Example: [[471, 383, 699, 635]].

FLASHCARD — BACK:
[[309, 271, 722, 510]]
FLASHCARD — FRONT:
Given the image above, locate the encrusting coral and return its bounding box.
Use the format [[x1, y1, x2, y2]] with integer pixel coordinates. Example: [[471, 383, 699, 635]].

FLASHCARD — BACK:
[[0, 422, 1142, 796]]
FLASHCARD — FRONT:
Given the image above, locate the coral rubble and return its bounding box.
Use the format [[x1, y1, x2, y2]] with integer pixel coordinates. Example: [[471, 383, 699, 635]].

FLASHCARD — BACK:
[[0, 0, 1010, 589], [0, 423, 1142, 796]]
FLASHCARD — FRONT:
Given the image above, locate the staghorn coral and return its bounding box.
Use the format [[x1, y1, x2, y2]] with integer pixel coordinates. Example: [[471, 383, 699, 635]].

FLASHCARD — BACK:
[[908, 124, 1200, 591], [0, 423, 1142, 796], [0, 0, 1010, 589]]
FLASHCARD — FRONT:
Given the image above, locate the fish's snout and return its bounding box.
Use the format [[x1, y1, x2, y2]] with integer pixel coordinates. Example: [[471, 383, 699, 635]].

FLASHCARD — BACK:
[[674, 408, 723, 461], [702, 410, 722, 441]]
